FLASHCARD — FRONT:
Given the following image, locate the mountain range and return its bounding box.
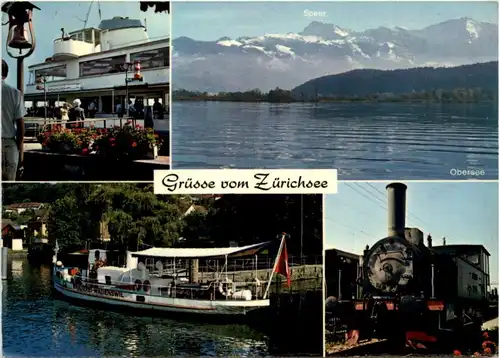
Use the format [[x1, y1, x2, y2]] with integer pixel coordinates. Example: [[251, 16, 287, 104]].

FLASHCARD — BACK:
[[172, 17, 498, 92]]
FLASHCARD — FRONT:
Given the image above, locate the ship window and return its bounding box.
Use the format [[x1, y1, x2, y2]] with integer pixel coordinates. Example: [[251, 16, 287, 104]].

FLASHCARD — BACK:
[[79, 55, 127, 77], [95, 31, 101, 46], [35, 65, 67, 82], [130, 47, 169, 70], [465, 254, 480, 265]]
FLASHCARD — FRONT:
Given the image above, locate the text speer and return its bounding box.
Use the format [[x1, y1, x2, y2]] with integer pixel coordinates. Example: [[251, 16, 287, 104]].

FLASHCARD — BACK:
[[304, 10, 327, 17]]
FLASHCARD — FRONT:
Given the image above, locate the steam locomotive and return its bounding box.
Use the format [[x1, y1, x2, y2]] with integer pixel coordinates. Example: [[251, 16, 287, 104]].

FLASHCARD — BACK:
[[326, 183, 491, 351]]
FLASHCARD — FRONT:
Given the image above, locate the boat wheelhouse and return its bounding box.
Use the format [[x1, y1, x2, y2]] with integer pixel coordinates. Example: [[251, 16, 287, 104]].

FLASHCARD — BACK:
[[25, 16, 169, 132], [52, 237, 290, 317]]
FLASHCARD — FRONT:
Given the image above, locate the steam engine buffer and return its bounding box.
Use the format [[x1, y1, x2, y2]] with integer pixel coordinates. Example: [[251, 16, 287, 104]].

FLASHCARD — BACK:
[[333, 183, 490, 351]]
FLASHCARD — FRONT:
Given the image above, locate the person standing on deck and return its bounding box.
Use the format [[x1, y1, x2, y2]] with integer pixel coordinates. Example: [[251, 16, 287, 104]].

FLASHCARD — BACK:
[[116, 102, 123, 118], [1, 60, 25, 181], [60, 103, 70, 128], [88, 100, 96, 119], [69, 99, 85, 128]]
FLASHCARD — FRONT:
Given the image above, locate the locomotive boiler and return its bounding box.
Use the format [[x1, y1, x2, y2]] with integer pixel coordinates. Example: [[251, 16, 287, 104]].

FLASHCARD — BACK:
[[328, 182, 491, 352]]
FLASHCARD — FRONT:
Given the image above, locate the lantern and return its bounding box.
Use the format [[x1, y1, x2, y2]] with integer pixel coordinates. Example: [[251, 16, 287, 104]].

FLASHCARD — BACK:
[[133, 60, 143, 81], [35, 74, 45, 90], [1, 2, 40, 55]]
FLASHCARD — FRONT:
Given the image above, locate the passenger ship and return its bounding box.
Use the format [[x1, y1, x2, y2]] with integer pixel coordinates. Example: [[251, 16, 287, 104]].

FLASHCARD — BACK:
[[52, 236, 291, 317], [24, 15, 169, 134]]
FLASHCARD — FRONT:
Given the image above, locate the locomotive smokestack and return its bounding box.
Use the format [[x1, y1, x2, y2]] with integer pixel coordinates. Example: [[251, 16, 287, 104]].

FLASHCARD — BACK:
[[386, 182, 407, 237]]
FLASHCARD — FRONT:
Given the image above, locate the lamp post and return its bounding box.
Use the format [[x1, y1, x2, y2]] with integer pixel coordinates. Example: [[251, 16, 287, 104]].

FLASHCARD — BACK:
[[123, 60, 143, 122], [123, 62, 131, 121], [2, 2, 40, 94]]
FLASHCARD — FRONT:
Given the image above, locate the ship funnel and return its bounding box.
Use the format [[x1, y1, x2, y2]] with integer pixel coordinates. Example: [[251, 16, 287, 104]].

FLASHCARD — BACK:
[[386, 182, 407, 238]]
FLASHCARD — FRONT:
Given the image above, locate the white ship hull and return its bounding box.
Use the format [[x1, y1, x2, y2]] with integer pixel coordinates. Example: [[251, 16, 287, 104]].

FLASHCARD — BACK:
[[53, 279, 269, 316]]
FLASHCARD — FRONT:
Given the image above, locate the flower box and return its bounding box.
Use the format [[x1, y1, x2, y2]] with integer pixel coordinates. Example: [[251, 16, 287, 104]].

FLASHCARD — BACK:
[[37, 123, 163, 161]]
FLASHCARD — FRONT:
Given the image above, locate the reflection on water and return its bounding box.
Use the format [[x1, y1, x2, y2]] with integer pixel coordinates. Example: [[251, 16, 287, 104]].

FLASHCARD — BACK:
[[172, 102, 498, 179], [10, 260, 23, 278], [2, 260, 273, 356]]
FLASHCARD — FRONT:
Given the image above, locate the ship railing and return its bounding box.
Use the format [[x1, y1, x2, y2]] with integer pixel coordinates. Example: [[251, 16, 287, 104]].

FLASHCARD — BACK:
[[66, 274, 263, 301]]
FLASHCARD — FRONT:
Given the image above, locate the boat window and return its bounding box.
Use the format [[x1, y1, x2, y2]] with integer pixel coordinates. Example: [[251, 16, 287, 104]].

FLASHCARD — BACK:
[[94, 31, 101, 47], [35, 65, 67, 82], [79, 55, 127, 77], [130, 47, 169, 70]]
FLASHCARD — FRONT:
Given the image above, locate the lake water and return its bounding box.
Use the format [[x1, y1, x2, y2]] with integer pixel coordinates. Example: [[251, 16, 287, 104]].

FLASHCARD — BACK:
[[1, 259, 307, 357], [172, 102, 498, 179]]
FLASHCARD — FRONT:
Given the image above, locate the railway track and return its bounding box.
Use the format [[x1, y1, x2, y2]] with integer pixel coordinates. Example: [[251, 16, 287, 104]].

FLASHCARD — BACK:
[[326, 338, 399, 356]]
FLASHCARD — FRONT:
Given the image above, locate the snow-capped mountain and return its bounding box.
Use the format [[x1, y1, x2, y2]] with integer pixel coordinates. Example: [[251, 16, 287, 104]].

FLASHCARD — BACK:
[[173, 18, 498, 92]]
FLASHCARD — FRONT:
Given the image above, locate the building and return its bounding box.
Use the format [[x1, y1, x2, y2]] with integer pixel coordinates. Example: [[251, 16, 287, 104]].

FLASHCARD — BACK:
[[24, 16, 169, 132], [5, 202, 44, 214], [27, 208, 50, 239], [1, 219, 24, 250], [183, 204, 209, 217], [325, 248, 360, 299]]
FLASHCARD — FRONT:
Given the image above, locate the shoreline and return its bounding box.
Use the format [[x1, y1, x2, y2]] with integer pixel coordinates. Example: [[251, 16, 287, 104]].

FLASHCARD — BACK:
[[173, 98, 497, 105]]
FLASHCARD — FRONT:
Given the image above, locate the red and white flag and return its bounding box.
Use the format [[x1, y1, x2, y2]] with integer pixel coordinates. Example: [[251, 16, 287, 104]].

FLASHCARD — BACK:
[[275, 236, 291, 286]]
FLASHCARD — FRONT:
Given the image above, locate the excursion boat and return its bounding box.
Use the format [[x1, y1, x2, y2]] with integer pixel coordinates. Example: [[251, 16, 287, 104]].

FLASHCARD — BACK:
[[52, 235, 291, 317]]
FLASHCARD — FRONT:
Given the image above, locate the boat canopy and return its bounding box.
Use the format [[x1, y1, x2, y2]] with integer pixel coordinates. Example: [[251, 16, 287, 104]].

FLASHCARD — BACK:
[[131, 241, 272, 259]]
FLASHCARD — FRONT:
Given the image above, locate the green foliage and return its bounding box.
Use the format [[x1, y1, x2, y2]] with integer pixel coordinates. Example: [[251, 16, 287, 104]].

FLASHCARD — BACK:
[[173, 87, 295, 103], [1, 183, 75, 205], [47, 195, 84, 251], [2, 209, 35, 225]]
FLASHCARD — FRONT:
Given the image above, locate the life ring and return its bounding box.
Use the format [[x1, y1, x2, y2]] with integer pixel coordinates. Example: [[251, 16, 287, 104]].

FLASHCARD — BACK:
[[143, 280, 151, 293], [134, 279, 142, 291], [219, 278, 234, 297]]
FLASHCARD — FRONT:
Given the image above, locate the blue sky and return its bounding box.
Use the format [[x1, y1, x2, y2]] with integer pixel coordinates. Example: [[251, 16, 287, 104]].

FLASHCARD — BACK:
[[1, 1, 170, 88], [173, 1, 498, 40], [325, 182, 499, 285]]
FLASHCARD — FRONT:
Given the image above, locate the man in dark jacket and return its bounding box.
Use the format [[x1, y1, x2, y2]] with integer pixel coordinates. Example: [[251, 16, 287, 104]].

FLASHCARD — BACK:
[[69, 99, 85, 128]]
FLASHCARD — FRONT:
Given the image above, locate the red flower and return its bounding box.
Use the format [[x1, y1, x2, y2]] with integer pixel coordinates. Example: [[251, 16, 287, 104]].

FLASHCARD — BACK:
[[453, 350, 461, 356], [483, 332, 490, 339], [131, 142, 137, 148], [81, 148, 89, 155], [135, 124, 142, 128]]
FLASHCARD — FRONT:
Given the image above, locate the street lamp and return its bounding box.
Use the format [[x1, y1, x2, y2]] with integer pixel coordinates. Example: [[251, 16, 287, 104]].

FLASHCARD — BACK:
[[35, 73, 47, 121], [2, 1, 40, 93], [123, 60, 143, 120]]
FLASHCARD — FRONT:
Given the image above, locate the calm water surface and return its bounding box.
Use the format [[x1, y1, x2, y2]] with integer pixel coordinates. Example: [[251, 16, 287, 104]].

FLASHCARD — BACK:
[[172, 102, 498, 179], [1, 259, 272, 357]]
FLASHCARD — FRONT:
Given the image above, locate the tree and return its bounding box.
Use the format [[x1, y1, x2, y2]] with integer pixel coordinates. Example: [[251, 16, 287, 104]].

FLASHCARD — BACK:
[[48, 196, 85, 251]]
